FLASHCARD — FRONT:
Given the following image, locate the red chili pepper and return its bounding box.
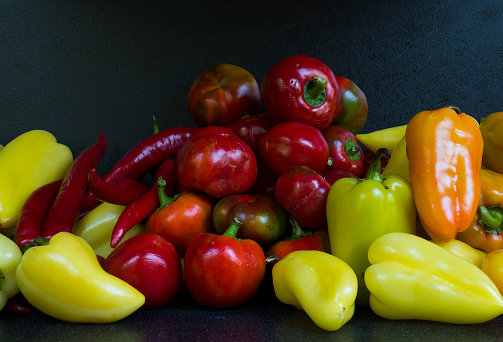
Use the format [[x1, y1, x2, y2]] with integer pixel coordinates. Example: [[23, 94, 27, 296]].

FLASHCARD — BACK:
[[14, 179, 62, 250], [87, 168, 149, 205], [5, 294, 31, 314], [80, 126, 198, 211], [41, 133, 107, 239], [110, 158, 177, 248]]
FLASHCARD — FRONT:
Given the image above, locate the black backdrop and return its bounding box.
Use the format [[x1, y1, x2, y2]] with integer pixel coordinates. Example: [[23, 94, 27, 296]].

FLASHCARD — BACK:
[[3, 1, 503, 340]]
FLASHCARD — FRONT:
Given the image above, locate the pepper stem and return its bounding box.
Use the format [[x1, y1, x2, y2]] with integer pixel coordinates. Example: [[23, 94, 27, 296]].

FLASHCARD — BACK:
[[222, 218, 243, 239], [286, 217, 310, 241], [364, 148, 391, 182], [157, 177, 180, 210], [478, 205, 503, 234], [303, 77, 327, 107], [345, 138, 361, 162], [21, 236, 49, 254], [153, 115, 159, 135]]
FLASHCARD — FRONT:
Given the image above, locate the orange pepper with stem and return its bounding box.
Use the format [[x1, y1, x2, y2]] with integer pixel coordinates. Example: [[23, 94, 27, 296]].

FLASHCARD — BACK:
[[406, 106, 483, 242]]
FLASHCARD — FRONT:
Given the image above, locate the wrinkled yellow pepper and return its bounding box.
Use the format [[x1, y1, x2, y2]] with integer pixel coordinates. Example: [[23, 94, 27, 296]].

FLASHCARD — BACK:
[[74, 202, 145, 258], [270, 250, 358, 331], [16, 232, 145, 323], [432, 238, 487, 268], [0, 234, 22, 311], [365, 232, 503, 324], [355, 124, 407, 153], [0, 130, 73, 229]]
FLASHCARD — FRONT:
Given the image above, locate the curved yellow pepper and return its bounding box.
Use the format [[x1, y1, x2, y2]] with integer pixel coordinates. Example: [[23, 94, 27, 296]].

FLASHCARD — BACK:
[[16, 232, 145, 323], [355, 124, 407, 153], [432, 238, 486, 268], [0, 130, 73, 229], [0, 234, 22, 311], [382, 134, 409, 181], [271, 250, 357, 331], [74, 202, 145, 258], [365, 232, 503, 324]]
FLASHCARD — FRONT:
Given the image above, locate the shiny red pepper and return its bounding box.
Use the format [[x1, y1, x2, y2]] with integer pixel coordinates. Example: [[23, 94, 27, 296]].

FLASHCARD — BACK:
[[226, 114, 275, 158], [87, 168, 149, 205], [322, 125, 364, 178], [41, 134, 107, 239]]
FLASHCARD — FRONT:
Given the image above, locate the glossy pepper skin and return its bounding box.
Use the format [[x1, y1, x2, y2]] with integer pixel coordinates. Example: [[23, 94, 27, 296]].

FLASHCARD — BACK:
[[406, 106, 483, 242], [270, 250, 357, 331], [432, 239, 486, 268], [16, 232, 145, 323], [261, 54, 341, 130], [73, 202, 145, 258], [365, 232, 503, 324], [480, 111, 503, 173], [326, 148, 416, 305], [0, 234, 22, 311], [175, 126, 257, 198], [0, 130, 73, 230], [184, 219, 266, 308], [322, 125, 364, 178], [356, 124, 407, 154], [213, 194, 287, 245], [226, 114, 275, 158], [331, 76, 368, 134], [187, 63, 261, 127]]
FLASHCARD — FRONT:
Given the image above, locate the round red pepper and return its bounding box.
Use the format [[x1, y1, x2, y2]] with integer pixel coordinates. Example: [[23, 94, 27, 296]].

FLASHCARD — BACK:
[[213, 194, 288, 245], [226, 114, 275, 158], [146, 178, 215, 256], [102, 233, 182, 310], [331, 76, 368, 134], [184, 218, 266, 308], [322, 125, 364, 178], [261, 54, 341, 130], [175, 126, 257, 198], [274, 165, 331, 230], [321, 169, 358, 186], [187, 63, 261, 127], [258, 121, 329, 178]]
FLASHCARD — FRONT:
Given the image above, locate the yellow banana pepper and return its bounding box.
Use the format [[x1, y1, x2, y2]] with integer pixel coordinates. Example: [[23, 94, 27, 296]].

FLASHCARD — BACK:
[[16, 232, 145, 323], [74, 202, 145, 258], [270, 250, 357, 331], [355, 124, 407, 153], [0, 234, 22, 311], [432, 238, 486, 268], [365, 232, 503, 324], [0, 130, 73, 229]]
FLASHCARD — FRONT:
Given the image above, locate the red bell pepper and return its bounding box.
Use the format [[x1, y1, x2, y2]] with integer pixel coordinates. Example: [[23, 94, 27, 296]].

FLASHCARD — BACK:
[[322, 125, 364, 178], [184, 218, 266, 308]]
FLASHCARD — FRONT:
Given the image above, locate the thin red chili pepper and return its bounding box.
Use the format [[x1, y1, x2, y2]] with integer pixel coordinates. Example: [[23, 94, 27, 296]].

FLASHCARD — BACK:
[[88, 168, 149, 205], [41, 133, 107, 239], [5, 295, 31, 314], [14, 179, 62, 251], [79, 126, 198, 211], [110, 158, 176, 248]]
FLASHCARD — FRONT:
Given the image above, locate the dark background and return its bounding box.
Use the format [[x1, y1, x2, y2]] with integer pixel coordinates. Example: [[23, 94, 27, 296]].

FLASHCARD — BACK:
[[2, 0, 503, 340]]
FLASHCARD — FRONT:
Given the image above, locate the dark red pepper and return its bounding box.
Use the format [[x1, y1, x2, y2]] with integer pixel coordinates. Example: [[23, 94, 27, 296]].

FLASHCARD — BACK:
[[80, 127, 198, 211], [110, 158, 177, 248], [226, 114, 275, 158], [14, 179, 62, 251], [321, 169, 358, 186], [41, 134, 107, 239], [5, 294, 31, 314], [87, 168, 149, 205]]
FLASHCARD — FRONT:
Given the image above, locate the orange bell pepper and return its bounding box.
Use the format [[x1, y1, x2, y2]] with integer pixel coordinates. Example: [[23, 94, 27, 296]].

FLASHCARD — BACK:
[[456, 168, 503, 253], [406, 106, 483, 242]]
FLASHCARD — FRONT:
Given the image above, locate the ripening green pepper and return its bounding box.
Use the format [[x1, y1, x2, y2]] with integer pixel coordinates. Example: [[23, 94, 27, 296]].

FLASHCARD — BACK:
[[326, 148, 416, 306]]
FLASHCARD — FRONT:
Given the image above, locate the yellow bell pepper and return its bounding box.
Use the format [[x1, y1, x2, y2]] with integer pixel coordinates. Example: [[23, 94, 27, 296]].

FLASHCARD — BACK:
[[365, 232, 503, 324], [0, 130, 73, 229], [74, 202, 145, 258], [270, 250, 357, 331], [355, 124, 407, 153], [432, 238, 487, 268], [0, 234, 22, 311], [16, 232, 145, 323], [326, 148, 416, 306]]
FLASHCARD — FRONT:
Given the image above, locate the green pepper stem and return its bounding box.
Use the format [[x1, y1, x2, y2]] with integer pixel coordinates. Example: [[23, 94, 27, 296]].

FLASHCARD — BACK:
[[303, 77, 327, 107], [22, 236, 49, 254], [157, 177, 180, 210], [265, 255, 282, 264], [478, 205, 503, 233], [364, 148, 391, 182], [153, 115, 159, 135], [345, 138, 361, 162], [286, 217, 310, 240], [222, 218, 243, 239]]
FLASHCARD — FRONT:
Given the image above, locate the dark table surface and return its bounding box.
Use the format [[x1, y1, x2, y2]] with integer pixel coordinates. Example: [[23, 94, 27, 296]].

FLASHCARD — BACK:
[[2, 0, 503, 340]]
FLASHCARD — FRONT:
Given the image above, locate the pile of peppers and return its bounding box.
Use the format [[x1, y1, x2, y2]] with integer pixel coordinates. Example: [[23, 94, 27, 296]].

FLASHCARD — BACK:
[[3, 54, 503, 333]]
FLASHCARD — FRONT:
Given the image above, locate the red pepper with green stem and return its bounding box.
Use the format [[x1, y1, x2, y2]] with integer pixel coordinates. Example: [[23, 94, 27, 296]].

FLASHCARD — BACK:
[[322, 125, 364, 178], [110, 158, 177, 248], [184, 218, 266, 308], [87, 168, 149, 205], [41, 133, 107, 239]]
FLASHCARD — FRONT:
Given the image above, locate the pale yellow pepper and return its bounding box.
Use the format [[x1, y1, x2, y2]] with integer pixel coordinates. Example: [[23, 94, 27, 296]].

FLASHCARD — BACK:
[[432, 238, 487, 268], [0, 234, 22, 311], [16, 232, 145, 323], [74, 202, 145, 258], [0, 130, 73, 229], [271, 250, 357, 331], [365, 232, 503, 324], [356, 124, 407, 153]]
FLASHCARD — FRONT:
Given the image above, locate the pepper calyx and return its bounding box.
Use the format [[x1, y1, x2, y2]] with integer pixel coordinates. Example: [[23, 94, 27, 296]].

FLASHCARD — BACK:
[[222, 217, 243, 240], [478, 205, 503, 235], [345, 138, 361, 162], [364, 148, 391, 182], [303, 77, 327, 107]]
